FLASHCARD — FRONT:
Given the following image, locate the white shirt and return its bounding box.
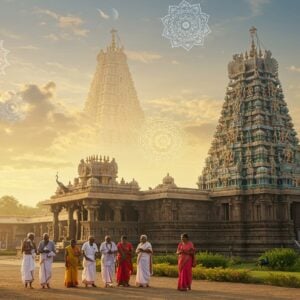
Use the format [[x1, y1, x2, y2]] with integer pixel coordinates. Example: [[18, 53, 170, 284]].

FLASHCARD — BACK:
[[100, 241, 117, 266], [82, 242, 98, 260]]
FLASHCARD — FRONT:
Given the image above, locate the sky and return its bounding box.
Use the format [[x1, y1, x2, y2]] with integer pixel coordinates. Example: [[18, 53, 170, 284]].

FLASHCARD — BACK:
[[0, 0, 300, 206]]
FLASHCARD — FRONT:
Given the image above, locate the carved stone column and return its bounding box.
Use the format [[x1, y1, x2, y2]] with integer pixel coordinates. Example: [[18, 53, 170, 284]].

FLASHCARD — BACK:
[[67, 205, 76, 240], [113, 202, 123, 222], [51, 206, 61, 242], [75, 209, 82, 241], [86, 205, 97, 222]]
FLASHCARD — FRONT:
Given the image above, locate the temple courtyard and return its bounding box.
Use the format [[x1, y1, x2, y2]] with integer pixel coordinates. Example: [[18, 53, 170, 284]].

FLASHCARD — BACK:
[[0, 258, 299, 300]]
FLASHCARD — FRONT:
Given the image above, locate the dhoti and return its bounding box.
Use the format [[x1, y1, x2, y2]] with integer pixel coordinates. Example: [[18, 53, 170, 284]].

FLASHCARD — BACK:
[[21, 254, 35, 284]]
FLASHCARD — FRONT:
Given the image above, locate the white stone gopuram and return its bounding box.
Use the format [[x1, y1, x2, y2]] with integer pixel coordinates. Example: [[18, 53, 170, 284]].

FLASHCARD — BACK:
[[84, 29, 144, 145]]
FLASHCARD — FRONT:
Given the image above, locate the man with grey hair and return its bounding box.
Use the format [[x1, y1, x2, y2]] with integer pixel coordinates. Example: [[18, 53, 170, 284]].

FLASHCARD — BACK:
[[99, 235, 117, 287], [37, 233, 56, 288], [82, 236, 98, 287], [21, 233, 37, 288]]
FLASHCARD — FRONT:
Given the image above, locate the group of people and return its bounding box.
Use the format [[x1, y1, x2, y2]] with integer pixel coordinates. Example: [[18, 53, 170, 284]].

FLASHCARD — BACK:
[[21, 232, 195, 292]]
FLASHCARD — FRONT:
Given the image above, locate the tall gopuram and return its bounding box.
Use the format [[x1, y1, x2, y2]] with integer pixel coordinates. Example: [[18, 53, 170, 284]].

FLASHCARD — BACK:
[[84, 29, 144, 144], [197, 27, 300, 256]]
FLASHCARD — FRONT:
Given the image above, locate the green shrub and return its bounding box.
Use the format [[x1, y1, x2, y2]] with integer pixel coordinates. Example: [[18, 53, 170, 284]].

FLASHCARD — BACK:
[[153, 255, 178, 265], [259, 248, 298, 271], [153, 263, 178, 277], [266, 273, 300, 288], [152, 264, 252, 283], [196, 251, 229, 268]]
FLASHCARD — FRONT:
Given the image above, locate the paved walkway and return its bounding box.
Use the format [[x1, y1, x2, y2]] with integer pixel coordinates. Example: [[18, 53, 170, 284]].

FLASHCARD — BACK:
[[0, 259, 299, 300]]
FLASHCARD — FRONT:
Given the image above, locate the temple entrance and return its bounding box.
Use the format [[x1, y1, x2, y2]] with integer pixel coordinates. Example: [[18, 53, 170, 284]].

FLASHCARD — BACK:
[[291, 202, 300, 240]]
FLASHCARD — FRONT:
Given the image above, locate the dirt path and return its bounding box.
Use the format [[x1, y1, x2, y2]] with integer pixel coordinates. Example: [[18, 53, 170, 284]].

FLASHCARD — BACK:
[[0, 259, 299, 300]]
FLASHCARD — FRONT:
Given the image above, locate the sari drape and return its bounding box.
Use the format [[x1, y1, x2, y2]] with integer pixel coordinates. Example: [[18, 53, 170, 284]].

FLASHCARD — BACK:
[[177, 241, 195, 291], [135, 241, 153, 287], [116, 242, 133, 285], [65, 245, 80, 287]]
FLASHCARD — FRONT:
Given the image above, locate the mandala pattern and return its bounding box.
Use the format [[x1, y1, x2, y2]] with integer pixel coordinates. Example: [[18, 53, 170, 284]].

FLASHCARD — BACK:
[[138, 118, 183, 161], [0, 93, 27, 123], [0, 40, 10, 75], [162, 0, 211, 51]]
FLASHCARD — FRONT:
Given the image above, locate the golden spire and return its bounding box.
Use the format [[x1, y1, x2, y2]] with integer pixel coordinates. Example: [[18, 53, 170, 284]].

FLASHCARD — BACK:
[[110, 28, 117, 50]]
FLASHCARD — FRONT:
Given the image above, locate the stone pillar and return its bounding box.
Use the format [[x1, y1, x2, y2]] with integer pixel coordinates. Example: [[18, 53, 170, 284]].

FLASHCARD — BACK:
[[114, 203, 122, 222], [67, 205, 76, 240], [232, 199, 242, 221], [86, 205, 97, 222], [75, 209, 82, 241], [261, 202, 267, 221], [51, 206, 61, 242]]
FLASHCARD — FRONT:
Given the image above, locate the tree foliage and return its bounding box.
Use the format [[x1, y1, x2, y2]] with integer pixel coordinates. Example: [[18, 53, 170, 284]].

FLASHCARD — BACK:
[[0, 195, 48, 216]]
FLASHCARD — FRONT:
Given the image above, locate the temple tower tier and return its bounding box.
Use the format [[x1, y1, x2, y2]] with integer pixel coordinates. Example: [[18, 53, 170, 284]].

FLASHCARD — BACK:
[[84, 29, 144, 145], [198, 27, 300, 191]]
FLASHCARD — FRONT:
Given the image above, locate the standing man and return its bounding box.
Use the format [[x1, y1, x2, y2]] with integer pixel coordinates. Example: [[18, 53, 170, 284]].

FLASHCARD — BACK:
[[21, 232, 37, 288], [38, 233, 56, 289], [99, 235, 118, 287], [82, 236, 98, 287]]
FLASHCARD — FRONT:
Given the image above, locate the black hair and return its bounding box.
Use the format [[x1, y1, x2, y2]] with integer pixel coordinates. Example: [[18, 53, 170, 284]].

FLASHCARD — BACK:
[[181, 233, 189, 239]]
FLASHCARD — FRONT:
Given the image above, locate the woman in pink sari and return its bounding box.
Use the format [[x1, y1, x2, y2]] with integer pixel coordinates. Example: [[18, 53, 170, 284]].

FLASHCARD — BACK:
[[176, 233, 195, 291]]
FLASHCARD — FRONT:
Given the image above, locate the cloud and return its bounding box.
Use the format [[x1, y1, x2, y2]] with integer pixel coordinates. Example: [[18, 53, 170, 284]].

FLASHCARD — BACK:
[[34, 8, 89, 38], [125, 50, 162, 63], [16, 45, 39, 50], [288, 65, 300, 73], [0, 82, 97, 169], [245, 0, 271, 16], [0, 29, 21, 40], [112, 8, 119, 20], [98, 9, 110, 19], [143, 96, 222, 126], [97, 8, 119, 20]]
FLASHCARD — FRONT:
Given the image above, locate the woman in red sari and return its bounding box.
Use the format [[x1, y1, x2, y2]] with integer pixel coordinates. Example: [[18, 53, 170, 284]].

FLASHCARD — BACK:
[[116, 236, 133, 287], [176, 233, 195, 291]]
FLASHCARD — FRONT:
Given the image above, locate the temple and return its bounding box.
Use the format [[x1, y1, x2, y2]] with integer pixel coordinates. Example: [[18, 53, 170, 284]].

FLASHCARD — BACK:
[[84, 29, 144, 144], [1, 28, 300, 258]]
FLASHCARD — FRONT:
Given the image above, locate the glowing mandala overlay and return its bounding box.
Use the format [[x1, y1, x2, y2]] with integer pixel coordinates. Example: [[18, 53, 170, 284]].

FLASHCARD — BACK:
[[139, 118, 183, 161], [0, 40, 10, 75], [0, 93, 28, 123], [161, 0, 211, 51]]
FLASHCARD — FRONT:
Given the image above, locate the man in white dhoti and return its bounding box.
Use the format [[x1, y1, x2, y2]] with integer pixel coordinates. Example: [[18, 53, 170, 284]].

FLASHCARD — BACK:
[[82, 236, 98, 287], [136, 234, 153, 287], [21, 233, 37, 288], [38, 233, 56, 289], [100, 235, 117, 287]]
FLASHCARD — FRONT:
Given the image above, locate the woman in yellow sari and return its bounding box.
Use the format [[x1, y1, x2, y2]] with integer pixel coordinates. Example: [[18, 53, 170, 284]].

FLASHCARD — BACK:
[[65, 239, 81, 288]]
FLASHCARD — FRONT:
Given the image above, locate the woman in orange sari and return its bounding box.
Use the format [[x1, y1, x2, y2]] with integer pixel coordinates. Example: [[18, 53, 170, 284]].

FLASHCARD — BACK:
[[176, 233, 195, 291], [116, 236, 133, 287], [64, 239, 81, 288]]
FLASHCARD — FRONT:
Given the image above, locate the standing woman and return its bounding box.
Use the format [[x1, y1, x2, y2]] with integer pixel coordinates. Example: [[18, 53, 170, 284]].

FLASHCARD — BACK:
[[116, 236, 133, 287], [176, 233, 195, 291], [135, 234, 153, 287], [21, 233, 37, 288], [64, 239, 81, 288]]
